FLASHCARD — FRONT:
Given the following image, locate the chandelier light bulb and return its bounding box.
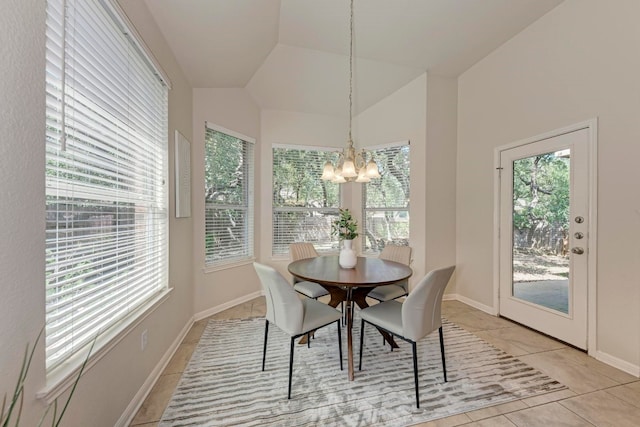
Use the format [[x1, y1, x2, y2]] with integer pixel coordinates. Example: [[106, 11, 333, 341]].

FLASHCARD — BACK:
[[365, 158, 381, 179], [341, 158, 357, 178], [321, 161, 335, 180]]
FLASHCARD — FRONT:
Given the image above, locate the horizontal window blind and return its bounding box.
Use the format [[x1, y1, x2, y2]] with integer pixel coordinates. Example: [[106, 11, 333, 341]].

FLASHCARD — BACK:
[[45, 0, 168, 373], [272, 146, 340, 255], [363, 143, 410, 253], [205, 126, 255, 266]]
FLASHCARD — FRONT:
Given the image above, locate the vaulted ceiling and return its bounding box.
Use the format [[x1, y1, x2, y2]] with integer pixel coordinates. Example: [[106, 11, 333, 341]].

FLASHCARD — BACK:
[[143, 0, 563, 116]]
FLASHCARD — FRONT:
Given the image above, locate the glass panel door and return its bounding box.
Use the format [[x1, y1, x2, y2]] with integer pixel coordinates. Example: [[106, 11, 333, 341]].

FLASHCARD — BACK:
[[511, 151, 570, 314]]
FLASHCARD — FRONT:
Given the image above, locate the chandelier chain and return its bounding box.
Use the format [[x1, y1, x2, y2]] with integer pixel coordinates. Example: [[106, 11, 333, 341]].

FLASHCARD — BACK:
[[349, 0, 353, 143], [319, 0, 380, 183]]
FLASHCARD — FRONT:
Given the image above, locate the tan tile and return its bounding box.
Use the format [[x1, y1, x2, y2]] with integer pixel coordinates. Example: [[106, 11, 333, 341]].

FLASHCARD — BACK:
[[518, 350, 618, 394], [505, 402, 594, 426], [560, 390, 640, 427], [211, 303, 252, 320], [442, 300, 476, 315], [445, 311, 512, 332], [550, 348, 638, 384], [163, 342, 197, 375], [130, 373, 181, 425], [520, 388, 577, 407], [461, 415, 517, 426], [182, 320, 207, 344], [473, 330, 530, 356], [475, 326, 565, 356], [250, 297, 267, 318], [605, 381, 640, 409], [466, 400, 528, 421], [412, 413, 472, 426]]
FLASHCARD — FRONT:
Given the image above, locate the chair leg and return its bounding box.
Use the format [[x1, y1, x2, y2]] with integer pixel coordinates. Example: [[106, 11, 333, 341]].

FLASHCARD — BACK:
[[439, 326, 447, 382], [358, 318, 365, 371], [336, 320, 343, 370], [262, 320, 269, 371], [412, 341, 420, 408], [307, 332, 311, 348], [288, 337, 295, 399]]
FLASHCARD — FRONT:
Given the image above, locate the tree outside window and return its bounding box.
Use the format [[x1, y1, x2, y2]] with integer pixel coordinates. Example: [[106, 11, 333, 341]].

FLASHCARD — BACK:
[[272, 146, 340, 255], [205, 126, 254, 265], [362, 143, 410, 253]]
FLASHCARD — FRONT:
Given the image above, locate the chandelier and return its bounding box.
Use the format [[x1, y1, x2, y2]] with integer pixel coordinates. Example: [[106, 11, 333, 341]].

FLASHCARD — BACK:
[[321, 0, 380, 184]]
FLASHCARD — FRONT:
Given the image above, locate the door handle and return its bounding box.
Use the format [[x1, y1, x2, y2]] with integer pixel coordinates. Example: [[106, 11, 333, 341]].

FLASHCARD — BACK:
[[571, 247, 584, 255]]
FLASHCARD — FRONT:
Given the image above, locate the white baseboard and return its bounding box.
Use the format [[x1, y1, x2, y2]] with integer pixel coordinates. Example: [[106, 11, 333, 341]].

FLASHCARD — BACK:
[[593, 350, 640, 378], [194, 290, 264, 322], [116, 316, 195, 427], [445, 293, 498, 315], [446, 295, 639, 378]]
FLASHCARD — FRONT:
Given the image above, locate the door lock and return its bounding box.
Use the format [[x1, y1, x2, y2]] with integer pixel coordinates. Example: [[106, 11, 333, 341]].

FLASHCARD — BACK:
[[571, 247, 585, 255]]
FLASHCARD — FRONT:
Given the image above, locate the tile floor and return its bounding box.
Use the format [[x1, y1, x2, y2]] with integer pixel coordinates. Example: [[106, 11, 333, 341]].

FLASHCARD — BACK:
[[130, 298, 640, 426]]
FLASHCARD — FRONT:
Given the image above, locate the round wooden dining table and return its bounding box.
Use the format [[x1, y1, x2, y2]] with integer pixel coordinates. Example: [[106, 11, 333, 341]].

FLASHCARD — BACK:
[[288, 255, 413, 381]]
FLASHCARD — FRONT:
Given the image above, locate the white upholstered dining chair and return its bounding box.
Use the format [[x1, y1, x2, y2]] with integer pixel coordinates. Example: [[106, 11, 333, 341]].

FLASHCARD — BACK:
[[358, 265, 455, 408], [289, 242, 330, 300], [254, 262, 343, 399], [366, 245, 412, 302]]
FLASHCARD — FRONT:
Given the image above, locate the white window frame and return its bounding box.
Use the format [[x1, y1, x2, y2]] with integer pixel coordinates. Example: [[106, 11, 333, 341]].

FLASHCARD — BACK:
[[204, 124, 255, 269], [43, 0, 170, 399], [272, 144, 342, 257], [362, 141, 411, 254]]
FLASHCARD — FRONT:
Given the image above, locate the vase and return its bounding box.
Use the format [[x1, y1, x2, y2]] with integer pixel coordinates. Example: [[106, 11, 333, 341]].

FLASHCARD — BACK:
[[339, 239, 357, 269]]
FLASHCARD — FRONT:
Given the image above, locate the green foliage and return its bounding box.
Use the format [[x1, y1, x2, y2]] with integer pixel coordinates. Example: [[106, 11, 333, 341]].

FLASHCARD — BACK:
[[363, 145, 410, 251], [204, 129, 252, 260], [271, 147, 341, 253], [272, 148, 339, 208], [512, 153, 570, 250], [1, 329, 95, 427], [332, 208, 358, 240], [205, 130, 249, 205], [364, 145, 409, 209]]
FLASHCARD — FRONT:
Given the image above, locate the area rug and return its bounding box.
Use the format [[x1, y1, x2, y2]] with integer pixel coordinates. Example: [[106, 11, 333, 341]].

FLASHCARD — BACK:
[[160, 317, 565, 426]]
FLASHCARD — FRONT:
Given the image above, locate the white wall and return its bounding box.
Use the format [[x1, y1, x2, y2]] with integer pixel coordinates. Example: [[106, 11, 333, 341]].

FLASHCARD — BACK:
[[425, 74, 458, 281], [0, 0, 48, 422], [457, 0, 640, 373], [0, 0, 195, 424], [355, 73, 433, 287], [259, 109, 348, 278], [192, 88, 262, 314]]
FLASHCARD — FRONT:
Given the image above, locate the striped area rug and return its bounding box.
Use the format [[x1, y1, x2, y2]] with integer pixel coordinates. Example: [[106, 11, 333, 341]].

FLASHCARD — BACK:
[[160, 317, 565, 426]]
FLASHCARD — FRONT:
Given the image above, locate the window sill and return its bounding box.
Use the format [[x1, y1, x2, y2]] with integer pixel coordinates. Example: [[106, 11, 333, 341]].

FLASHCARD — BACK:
[[203, 257, 256, 273], [37, 287, 173, 404]]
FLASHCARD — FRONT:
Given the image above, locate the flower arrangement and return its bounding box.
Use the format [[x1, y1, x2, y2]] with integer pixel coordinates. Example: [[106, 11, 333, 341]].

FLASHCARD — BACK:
[[332, 208, 358, 240]]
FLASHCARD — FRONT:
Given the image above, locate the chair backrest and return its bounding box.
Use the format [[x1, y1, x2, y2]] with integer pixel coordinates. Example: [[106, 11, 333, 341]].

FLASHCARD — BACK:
[[379, 245, 412, 292], [289, 242, 319, 261], [379, 244, 412, 265], [401, 266, 455, 341], [253, 262, 304, 336]]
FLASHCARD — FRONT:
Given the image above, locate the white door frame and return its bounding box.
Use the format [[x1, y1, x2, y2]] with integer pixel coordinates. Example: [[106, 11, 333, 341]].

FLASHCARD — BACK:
[[493, 119, 598, 355]]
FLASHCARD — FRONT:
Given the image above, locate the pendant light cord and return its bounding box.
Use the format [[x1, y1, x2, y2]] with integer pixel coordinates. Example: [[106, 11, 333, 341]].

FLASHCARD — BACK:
[[348, 0, 353, 144]]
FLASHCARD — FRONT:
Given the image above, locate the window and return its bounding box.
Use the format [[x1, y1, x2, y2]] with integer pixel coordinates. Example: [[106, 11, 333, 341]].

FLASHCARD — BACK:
[[204, 125, 255, 266], [272, 145, 340, 255], [362, 142, 410, 253], [45, 0, 169, 374]]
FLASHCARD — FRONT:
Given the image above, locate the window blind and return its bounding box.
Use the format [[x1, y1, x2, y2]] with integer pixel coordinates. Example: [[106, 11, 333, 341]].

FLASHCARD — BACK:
[[204, 126, 255, 266], [272, 146, 340, 255], [362, 142, 410, 253], [45, 0, 168, 373]]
